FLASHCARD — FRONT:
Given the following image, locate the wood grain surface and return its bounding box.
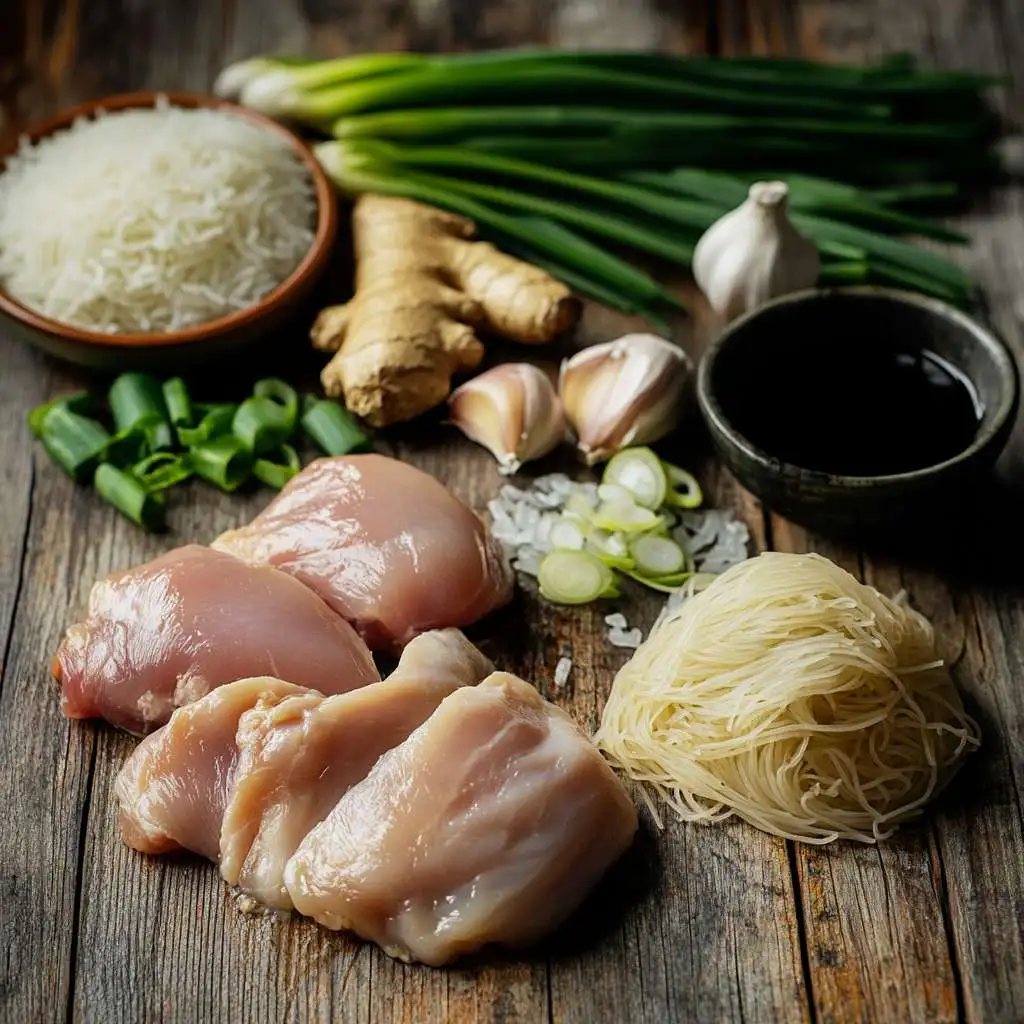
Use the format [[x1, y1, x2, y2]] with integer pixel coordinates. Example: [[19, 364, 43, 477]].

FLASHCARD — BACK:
[[1, 1, 1022, 1022]]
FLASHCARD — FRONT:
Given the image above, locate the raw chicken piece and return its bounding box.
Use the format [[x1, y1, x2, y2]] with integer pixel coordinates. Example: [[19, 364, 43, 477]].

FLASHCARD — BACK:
[[54, 545, 379, 734], [285, 672, 639, 965], [212, 455, 512, 651], [220, 629, 493, 908], [115, 677, 309, 859]]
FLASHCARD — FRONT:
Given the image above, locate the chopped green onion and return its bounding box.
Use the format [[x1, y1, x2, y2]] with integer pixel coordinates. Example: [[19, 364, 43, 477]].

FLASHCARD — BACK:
[[621, 568, 693, 593], [144, 420, 176, 453], [131, 453, 195, 492], [109, 373, 169, 433], [302, 397, 373, 456], [254, 378, 299, 432], [38, 406, 111, 483], [104, 427, 149, 469], [539, 550, 620, 605], [94, 463, 166, 531], [549, 519, 586, 551], [28, 393, 92, 438], [177, 405, 236, 447], [162, 378, 193, 427], [602, 447, 667, 509], [189, 437, 253, 492], [592, 499, 662, 534], [253, 444, 301, 490], [665, 464, 703, 509], [629, 535, 686, 577], [232, 396, 293, 455]]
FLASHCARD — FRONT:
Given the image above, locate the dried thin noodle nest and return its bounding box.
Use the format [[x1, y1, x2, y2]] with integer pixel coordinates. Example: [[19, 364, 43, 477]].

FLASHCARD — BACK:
[[595, 552, 980, 844]]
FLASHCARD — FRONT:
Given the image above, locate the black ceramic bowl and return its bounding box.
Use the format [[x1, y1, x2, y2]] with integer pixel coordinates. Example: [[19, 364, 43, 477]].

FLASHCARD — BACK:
[[696, 287, 1019, 534]]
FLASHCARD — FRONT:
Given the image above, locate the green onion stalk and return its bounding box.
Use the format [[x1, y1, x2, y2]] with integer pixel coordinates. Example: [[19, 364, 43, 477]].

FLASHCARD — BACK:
[[221, 47, 998, 309]]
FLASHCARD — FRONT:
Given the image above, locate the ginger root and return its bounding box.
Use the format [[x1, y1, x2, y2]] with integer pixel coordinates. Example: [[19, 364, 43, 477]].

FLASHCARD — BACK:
[[311, 195, 580, 428]]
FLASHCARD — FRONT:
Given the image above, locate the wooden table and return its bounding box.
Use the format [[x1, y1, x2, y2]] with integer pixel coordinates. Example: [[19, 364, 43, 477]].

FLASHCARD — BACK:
[[2, 2, 1023, 1022]]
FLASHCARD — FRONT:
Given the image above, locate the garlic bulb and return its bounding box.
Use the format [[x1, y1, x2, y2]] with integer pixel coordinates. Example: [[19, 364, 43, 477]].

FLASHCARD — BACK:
[[448, 363, 565, 475], [559, 333, 690, 465], [693, 181, 820, 322]]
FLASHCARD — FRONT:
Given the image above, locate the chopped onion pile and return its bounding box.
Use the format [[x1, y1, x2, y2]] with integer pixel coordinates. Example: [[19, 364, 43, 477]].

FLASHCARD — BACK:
[[487, 447, 751, 626]]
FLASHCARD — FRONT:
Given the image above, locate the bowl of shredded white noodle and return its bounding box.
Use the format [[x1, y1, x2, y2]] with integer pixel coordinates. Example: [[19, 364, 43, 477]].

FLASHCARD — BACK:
[[0, 92, 337, 368]]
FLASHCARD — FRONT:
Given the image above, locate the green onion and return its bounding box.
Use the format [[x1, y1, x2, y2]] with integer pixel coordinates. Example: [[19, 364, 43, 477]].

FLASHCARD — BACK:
[[539, 550, 621, 605], [253, 378, 299, 431], [232, 396, 293, 455], [38, 406, 111, 483], [302, 397, 373, 456], [665, 464, 703, 509], [177, 404, 236, 447], [109, 373, 169, 433], [28, 393, 92, 438], [629, 535, 687, 577], [253, 444, 301, 490], [189, 437, 253, 492], [94, 463, 166, 531], [621, 568, 693, 593], [603, 448, 668, 510], [162, 378, 193, 427], [131, 453, 194, 492], [144, 420, 176, 452], [104, 427, 149, 469]]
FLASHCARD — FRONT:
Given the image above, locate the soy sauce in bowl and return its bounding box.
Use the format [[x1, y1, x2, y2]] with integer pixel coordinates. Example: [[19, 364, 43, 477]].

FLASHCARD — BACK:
[[719, 333, 983, 477], [696, 288, 1019, 534]]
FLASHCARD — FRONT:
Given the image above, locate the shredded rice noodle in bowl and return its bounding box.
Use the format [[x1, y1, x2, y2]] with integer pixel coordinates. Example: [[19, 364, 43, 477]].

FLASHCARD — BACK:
[[595, 552, 980, 844]]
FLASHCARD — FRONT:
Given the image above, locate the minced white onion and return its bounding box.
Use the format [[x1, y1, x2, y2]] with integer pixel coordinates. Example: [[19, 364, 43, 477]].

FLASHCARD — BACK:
[[0, 98, 315, 334]]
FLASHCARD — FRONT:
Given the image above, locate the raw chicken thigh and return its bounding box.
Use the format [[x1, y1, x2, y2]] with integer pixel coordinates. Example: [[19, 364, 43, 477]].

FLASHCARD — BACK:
[[286, 672, 639, 965], [220, 630, 493, 907], [115, 630, 492, 909], [115, 677, 309, 858], [212, 455, 512, 650], [54, 545, 379, 734]]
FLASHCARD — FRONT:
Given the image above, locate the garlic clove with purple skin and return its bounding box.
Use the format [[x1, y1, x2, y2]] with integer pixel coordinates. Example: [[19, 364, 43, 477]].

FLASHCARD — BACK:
[[558, 333, 690, 465], [448, 363, 566, 475], [693, 180, 820, 322]]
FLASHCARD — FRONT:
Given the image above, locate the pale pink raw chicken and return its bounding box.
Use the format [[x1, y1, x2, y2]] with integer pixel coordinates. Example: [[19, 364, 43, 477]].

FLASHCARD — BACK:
[[115, 676, 310, 859], [114, 630, 492, 909], [53, 545, 379, 735], [285, 672, 639, 965], [220, 629, 493, 907], [212, 455, 512, 651]]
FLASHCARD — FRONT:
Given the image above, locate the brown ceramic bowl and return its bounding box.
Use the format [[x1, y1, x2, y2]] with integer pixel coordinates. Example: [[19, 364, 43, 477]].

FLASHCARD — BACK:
[[0, 91, 338, 371]]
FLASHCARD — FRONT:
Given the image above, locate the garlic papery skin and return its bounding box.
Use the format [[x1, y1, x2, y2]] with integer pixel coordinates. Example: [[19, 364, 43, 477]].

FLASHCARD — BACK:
[[448, 363, 566, 475], [693, 181, 820, 322], [559, 333, 690, 465]]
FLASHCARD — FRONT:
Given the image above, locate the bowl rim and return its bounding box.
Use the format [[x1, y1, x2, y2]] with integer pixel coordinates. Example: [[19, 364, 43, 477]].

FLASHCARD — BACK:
[[0, 90, 338, 349], [697, 285, 1021, 488]]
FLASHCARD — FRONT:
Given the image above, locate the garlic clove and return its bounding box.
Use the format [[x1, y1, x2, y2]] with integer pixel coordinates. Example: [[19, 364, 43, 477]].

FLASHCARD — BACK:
[[559, 333, 690, 465], [448, 363, 566, 475], [693, 180, 820, 323]]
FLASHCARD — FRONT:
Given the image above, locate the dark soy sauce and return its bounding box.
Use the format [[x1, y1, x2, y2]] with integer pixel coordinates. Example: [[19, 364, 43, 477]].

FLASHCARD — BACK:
[[715, 333, 983, 477]]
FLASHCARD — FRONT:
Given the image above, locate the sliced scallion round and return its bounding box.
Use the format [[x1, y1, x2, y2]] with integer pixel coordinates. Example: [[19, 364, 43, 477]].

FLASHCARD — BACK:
[[665, 463, 703, 508], [177, 404, 236, 448], [162, 378, 193, 427], [39, 406, 111, 483], [302, 398, 373, 457], [539, 550, 620, 605], [621, 569, 692, 593], [233, 396, 293, 455], [549, 519, 585, 551], [109, 373, 169, 434], [602, 447, 667, 510], [629, 534, 686, 577], [254, 378, 299, 432], [94, 463, 166, 531], [190, 437, 253, 492], [592, 498, 661, 533], [131, 452, 195, 492], [253, 444, 302, 490]]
